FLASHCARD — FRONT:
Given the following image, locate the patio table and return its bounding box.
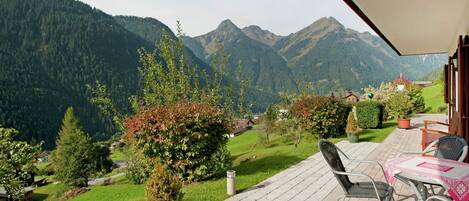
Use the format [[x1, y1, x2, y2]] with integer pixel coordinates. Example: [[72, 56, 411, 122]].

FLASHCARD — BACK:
[[384, 156, 469, 201]]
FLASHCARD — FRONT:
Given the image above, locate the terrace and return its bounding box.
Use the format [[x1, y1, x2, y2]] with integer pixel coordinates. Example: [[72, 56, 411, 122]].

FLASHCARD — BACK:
[[226, 114, 446, 201], [228, 0, 469, 200]]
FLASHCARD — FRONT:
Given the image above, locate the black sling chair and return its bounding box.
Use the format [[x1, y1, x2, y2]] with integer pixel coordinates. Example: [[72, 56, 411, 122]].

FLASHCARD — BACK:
[[319, 140, 394, 201]]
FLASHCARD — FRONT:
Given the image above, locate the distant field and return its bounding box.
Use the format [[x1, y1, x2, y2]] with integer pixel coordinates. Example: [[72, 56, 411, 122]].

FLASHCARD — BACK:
[[422, 83, 446, 113], [35, 123, 396, 201]]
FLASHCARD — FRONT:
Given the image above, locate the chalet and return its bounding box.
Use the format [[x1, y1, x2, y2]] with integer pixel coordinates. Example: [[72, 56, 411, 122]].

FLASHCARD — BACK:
[[230, 119, 255, 137], [343, 91, 359, 103]]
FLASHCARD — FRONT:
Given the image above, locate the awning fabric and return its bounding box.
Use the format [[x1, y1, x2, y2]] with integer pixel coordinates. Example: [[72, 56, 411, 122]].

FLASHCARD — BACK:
[[345, 0, 469, 55]]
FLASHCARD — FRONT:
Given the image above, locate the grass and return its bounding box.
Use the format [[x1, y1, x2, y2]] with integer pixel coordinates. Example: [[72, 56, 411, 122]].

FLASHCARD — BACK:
[[34, 123, 396, 201], [422, 83, 445, 113], [33, 182, 71, 201], [70, 177, 144, 201], [110, 149, 126, 162]]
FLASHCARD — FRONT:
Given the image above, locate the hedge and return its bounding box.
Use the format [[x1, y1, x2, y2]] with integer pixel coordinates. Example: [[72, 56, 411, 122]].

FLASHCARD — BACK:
[[356, 101, 383, 129], [291, 96, 351, 138]]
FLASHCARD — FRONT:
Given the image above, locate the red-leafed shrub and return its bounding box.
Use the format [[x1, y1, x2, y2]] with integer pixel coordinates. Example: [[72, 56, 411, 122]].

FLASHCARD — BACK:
[[291, 96, 351, 138], [125, 101, 232, 181]]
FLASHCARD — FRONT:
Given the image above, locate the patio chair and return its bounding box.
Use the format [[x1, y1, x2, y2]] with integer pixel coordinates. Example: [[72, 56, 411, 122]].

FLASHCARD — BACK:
[[318, 140, 394, 201], [401, 135, 468, 162]]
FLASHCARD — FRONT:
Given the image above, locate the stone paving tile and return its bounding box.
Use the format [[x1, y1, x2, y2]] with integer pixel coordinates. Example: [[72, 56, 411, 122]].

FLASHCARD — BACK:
[[226, 114, 447, 201]]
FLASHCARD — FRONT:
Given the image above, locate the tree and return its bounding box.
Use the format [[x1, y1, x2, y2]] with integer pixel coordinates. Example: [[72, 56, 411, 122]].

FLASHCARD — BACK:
[[51, 107, 97, 187], [0, 127, 41, 200], [264, 104, 278, 142]]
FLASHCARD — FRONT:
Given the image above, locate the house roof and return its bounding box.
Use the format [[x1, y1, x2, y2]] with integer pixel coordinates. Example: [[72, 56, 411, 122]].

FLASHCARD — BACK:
[[344, 0, 469, 55]]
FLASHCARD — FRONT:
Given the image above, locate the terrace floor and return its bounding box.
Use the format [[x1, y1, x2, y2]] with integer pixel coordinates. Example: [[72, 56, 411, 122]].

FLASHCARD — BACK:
[[225, 114, 447, 201]]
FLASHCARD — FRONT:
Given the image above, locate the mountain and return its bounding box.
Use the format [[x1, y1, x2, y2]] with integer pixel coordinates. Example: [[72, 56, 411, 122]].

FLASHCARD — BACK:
[[114, 16, 281, 113], [242, 25, 281, 46], [185, 17, 446, 94], [184, 19, 298, 93], [272, 17, 446, 90]]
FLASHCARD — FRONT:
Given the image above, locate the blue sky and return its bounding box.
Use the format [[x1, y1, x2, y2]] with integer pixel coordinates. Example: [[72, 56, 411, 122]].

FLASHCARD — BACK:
[[80, 0, 374, 37]]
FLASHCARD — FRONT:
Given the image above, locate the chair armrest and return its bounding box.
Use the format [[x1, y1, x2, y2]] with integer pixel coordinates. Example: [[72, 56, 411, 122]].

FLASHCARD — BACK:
[[426, 195, 453, 201], [424, 120, 449, 128], [421, 128, 450, 136], [332, 170, 383, 201]]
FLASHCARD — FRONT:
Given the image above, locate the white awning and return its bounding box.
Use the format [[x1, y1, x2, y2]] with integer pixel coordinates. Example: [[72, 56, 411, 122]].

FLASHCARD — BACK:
[[346, 0, 469, 55]]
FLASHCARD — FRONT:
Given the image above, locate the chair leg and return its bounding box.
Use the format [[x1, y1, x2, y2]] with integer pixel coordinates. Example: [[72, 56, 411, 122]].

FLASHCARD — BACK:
[[337, 195, 346, 201]]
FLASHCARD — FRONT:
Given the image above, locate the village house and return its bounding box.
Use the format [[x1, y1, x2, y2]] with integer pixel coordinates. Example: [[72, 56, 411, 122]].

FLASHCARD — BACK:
[[343, 91, 359, 104], [230, 119, 255, 137]]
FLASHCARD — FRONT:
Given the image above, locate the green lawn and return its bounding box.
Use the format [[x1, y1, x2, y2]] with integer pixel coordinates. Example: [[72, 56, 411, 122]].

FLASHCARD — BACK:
[[422, 83, 446, 113], [110, 149, 126, 162], [34, 123, 396, 201]]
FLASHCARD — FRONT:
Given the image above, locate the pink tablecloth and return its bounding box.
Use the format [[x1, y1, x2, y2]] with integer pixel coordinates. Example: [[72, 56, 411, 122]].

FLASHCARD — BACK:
[[385, 156, 469, 201]]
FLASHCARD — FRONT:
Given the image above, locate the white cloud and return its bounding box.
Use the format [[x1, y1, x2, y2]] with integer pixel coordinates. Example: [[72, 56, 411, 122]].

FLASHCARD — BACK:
[[80, 0, 374, 37]]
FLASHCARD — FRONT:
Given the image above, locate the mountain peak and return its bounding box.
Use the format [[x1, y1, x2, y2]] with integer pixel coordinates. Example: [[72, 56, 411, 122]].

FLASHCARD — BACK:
[[305, 16, 344, 32], [315, 16, 342, 26], [242, 25, 281, 46], [217, 19, 239, 31]]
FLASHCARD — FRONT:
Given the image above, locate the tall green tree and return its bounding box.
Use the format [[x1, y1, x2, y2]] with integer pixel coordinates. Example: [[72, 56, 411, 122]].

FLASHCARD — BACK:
[[0, 127, 41, 200], [51, 107, 97, 187]]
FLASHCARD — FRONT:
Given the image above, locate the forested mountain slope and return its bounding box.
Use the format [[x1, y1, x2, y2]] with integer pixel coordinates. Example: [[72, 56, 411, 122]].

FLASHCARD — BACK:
[[0, 0, 154, 148]]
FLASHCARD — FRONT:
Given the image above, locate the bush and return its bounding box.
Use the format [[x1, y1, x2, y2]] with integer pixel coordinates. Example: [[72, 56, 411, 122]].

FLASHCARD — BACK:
[[0, 127, 41, 199], [125, 101, 232, 181], [90, 142, 113, 176], [125, 149, 154, 184], [346, 111, 360, 134], [407, 87, 425, 113], [145, 164, 183, 201], [356, 101, 384, 129], [387, 93, 413, 119], [291, 96, 351, 138]]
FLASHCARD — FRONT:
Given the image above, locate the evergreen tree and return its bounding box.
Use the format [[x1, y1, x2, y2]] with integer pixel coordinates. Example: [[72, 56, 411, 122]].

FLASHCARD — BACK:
[[51, 107, 96, 187]]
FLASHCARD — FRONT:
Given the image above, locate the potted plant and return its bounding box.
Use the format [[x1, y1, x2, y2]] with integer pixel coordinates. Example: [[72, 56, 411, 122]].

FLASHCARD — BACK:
[[346, 111, 361, 143], [387, 93, 413, 129]]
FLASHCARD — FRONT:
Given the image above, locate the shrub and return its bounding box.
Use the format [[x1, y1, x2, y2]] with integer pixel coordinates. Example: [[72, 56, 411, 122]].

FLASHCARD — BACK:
[[125, 149, 154, 184], [125, 101, 232, 181], [356, 101, 384, 129], [145, 164, 183, 201], [407, 87, 425, 113], [387, 93, 413, 119], [291, 96, 351, 138], [346, 112, 360, 134], [90, 142, 113, 176], [0, 127, 41, 199]]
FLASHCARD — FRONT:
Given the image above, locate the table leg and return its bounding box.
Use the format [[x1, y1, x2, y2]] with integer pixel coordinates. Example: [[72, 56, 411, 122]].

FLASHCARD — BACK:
[[408, 180, 428, 201]]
